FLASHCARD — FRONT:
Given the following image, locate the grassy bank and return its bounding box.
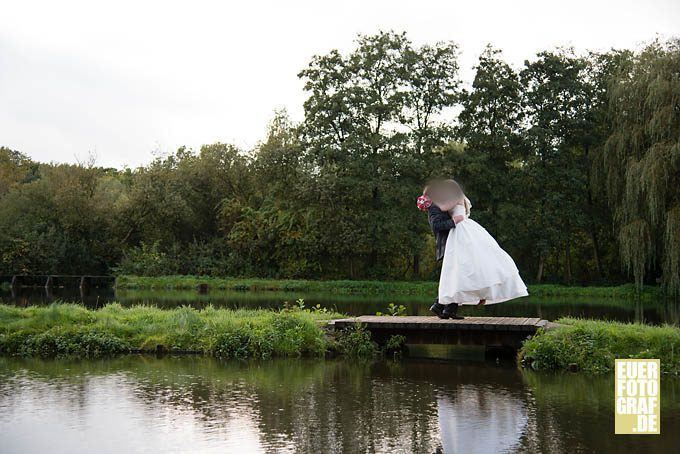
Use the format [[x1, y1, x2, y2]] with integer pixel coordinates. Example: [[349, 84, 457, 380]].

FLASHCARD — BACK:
[[0, 303, 352, 359], [115, 276, 438, 295], [5, 303, 676, 370], [115, 276, 661, 299], [519, 318, 680, 375]]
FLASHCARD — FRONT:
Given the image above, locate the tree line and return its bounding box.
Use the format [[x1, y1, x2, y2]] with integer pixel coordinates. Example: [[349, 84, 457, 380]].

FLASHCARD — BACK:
[[0, 32, 678, 294]]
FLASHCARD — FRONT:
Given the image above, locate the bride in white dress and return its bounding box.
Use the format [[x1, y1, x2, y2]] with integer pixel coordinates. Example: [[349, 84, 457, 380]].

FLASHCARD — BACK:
[[431, 180, 528, 306]]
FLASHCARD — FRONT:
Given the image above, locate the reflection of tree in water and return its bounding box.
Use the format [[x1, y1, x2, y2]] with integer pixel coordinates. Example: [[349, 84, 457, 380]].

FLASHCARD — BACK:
[[8, 356, 678, 453], [122, 358, 445, 452], [518, 371, 680, 453], [0, 357, 537, 453], [1, 357, 442, 452], [0, 357, 119, 425]]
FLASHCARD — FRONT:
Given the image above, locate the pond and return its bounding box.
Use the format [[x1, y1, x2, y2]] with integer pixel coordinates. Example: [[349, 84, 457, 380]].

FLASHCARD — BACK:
[[1, 356, 678, 453], [3, 287, 680, 325]]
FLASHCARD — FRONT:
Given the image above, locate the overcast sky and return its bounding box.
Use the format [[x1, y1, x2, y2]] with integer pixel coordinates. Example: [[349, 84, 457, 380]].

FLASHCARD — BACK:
[[1, 0, 678, 168]]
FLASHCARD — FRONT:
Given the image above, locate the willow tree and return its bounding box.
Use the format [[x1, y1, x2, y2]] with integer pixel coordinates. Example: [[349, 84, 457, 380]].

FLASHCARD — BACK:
[[602, 39, 680, 295]]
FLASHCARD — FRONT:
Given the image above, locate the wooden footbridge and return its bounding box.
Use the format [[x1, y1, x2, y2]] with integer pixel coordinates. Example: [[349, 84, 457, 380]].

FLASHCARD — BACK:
[[330, 316, 556, 350]]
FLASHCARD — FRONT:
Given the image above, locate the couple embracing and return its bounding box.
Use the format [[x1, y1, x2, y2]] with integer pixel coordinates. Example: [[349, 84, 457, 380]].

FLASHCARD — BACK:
[[418, 179, 528, 319]]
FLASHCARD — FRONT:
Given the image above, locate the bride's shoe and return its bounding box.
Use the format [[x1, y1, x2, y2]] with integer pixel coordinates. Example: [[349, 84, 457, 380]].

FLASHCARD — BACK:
[[477, 299, 486, 306]]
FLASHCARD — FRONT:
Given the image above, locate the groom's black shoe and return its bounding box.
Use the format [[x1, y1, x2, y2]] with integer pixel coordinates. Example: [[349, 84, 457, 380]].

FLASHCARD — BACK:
[[430, 301, 449, 319], [443, 304, 464, 320]]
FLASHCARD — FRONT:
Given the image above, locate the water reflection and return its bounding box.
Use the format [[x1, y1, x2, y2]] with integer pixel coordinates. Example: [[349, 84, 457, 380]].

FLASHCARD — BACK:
[[1, 357, 679, 453], [2, 286, 680, 325], [437, 388, 528, 453]]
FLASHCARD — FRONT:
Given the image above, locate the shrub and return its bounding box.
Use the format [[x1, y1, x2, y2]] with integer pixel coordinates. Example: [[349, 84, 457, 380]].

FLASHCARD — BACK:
[[519, 318, 680, 375], [0, 327, 130, 357], [384, 335, 407, 355], [114, 241, 177, 277], [211, 329, 252, 358], [0, 303, 338, 359], [335, 324, 378, 358]]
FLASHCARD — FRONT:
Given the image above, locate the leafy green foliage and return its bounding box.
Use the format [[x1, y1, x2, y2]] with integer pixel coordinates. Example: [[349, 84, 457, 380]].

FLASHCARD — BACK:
[[383, 334, 407, 355], [1, 328, 131, 357], [0, 303, 339, 359], [597, 39, 680, 295], [376, 303, 407, 316], [0, 33, 677, 292], [335, 325, 379, 358], [519, 318, 680, 374], [114, 241, 175, 276], [297, 31, 461, 279]]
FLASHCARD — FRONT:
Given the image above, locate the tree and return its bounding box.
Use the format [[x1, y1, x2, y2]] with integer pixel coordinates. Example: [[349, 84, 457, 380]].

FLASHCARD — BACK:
[[579, 49, 634, 280], [456, 45, 525, 238], [228, 111, 320, 278], [520, 49, 593, 283], [0, 163, 123, 274], [600, 39, 680, 295], [0, 33, 675, 291], [298, 31, 460, 277], [0, 147, 38, 197]]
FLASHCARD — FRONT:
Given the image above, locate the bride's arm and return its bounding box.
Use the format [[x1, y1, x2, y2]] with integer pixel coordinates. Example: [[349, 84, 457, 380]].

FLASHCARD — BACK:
[[452, 201, 465, 224]]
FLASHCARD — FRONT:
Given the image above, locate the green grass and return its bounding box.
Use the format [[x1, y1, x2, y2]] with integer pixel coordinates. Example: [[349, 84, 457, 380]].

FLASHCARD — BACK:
[[526, 283, 660, 299], [115, 275, 438, 295], [0, 303, 345, 359], [115, 275, 661, 299], [519, 318, 680, 375], [3, 303, 676, 371]]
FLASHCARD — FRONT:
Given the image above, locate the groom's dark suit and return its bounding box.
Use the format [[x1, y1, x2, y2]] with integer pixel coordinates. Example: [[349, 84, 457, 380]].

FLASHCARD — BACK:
[[427, 198, 462, 318], [427, 204, 455, 261]]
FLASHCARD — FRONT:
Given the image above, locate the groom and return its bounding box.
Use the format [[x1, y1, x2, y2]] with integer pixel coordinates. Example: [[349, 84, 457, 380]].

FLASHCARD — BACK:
[[428, 202, 463, 319]]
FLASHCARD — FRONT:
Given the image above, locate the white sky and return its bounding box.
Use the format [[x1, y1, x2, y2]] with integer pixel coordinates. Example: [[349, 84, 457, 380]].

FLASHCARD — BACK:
[[1, 0, 678, 168]]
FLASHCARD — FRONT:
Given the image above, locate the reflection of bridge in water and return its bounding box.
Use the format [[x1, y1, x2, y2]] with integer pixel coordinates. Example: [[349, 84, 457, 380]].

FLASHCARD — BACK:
[[0, 274, 116, 289], [331, 315, 559, 351], [0, 275, 117, 306]]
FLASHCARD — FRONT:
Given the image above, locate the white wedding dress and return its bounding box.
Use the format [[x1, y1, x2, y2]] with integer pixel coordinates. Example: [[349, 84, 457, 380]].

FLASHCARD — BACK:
[[438, 202, 528, 305]]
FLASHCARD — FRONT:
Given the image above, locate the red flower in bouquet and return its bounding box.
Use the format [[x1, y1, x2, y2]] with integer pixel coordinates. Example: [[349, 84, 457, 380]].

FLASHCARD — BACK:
[[416, 195, 432, 211]]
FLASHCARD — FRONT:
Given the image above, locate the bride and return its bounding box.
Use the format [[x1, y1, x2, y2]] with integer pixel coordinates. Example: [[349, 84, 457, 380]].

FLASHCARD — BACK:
[[425, 179, 528, 316]]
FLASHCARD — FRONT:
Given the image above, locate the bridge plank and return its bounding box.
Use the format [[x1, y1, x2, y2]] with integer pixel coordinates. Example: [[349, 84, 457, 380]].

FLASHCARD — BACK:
[[493, 317, 513, 330], [332, 316, 546, 331]]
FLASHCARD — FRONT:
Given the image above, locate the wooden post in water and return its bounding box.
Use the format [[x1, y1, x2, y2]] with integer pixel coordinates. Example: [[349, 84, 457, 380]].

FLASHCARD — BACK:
[[4, 274, 115, 289]]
